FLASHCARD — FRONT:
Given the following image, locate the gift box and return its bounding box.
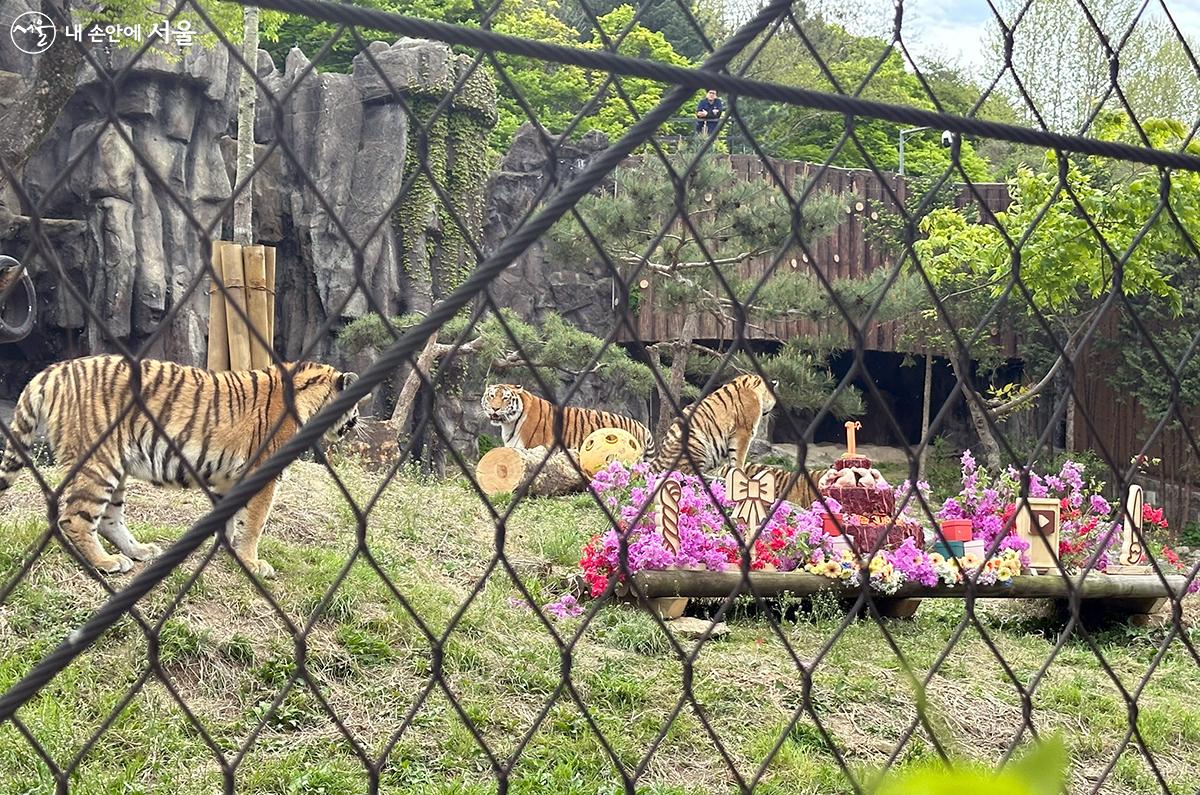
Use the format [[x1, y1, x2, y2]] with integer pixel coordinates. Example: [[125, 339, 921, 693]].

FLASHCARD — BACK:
[[939, 519, 973, 542], [828, 535, 853, 556], [931, 540, 965, 558], [822, 513, 843, 536], [963, 539, 986, 558]]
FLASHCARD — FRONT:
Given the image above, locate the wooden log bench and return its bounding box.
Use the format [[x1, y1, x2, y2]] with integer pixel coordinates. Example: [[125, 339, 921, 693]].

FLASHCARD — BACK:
[[633, 570, 1191, 625]]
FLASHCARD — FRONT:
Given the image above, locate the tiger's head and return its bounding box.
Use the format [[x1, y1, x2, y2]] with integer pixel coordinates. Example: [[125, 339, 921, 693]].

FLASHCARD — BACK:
[[481, 383, 525, 425], [285, 362, 361, 441], [733, 373, 778, 416]]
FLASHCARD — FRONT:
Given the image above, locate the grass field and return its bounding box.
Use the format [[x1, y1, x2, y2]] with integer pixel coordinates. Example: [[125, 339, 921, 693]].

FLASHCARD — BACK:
[[1, 458, 1199, 794]]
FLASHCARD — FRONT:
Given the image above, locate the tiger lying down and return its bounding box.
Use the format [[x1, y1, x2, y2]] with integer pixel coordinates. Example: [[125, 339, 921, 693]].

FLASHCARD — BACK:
[[0, 355, 359, 578]]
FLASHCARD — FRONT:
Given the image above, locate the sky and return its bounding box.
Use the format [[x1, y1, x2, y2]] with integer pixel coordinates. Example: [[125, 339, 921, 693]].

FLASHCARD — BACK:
[[819, 0, 1200, 81]]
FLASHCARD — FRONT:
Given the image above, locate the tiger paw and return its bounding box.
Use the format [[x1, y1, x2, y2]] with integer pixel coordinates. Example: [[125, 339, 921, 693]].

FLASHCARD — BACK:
[[129, 543, 161, 561], [97, 554, 134, 575], [247, 558, 276, 579]]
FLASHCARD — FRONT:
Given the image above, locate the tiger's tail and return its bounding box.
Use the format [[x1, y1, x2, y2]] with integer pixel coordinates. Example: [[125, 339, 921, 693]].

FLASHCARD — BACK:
[[0, 370, 47, 494]]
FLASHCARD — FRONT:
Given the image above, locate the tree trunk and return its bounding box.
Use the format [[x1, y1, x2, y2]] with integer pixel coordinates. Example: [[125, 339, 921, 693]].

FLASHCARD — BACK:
[[232, 6, 259, 245], [1065, 388, 1076, 453], [475, 446, 587, 497], [1182, 445, 1192, 547], [389, 331, 441, 430], [949, 351, 1001, 470], [656, 313, 699, 439], [918, 349, 933, 481]]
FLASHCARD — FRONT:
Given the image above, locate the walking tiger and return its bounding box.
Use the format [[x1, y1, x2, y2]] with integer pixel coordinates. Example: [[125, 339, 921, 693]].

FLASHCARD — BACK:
[[0, 355, 359, 578]]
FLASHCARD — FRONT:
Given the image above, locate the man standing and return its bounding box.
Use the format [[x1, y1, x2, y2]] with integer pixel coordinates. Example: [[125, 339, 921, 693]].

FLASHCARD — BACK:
[[695, 89, 724, 136]]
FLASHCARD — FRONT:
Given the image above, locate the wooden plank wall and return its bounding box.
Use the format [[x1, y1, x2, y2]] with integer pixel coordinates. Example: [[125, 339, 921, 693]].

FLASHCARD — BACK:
[[612, 153, 1198, 510], [620, 156, 1013, 352]]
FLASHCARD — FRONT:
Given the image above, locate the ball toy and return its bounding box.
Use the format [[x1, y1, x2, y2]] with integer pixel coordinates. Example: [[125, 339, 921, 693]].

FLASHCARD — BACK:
[[579, 427, 643, 477]]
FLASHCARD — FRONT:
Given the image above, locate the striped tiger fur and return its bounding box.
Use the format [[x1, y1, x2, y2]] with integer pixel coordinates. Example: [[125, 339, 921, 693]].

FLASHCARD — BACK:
[[650, 374, 777, 475], [480, 383, 655, 458], [0, 355, 359, 578], [714, 461, 824, 507]]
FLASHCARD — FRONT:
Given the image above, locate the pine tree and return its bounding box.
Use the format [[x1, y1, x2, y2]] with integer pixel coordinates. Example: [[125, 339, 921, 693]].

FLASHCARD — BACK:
[[548, 143, 901, 435]]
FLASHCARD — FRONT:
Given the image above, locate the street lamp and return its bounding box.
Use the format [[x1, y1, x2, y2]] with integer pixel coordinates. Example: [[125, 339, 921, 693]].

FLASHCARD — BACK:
[[897, 126, 931, 176]]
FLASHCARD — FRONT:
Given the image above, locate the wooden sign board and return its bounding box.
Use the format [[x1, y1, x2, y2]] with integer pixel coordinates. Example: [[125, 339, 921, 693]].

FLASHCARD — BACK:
[[1014, 497, 1061, 572], [1108, 484, 1152, 575]]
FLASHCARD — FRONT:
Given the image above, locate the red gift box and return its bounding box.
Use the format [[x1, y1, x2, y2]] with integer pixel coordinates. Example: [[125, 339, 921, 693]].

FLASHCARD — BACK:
[[939, 519, 973, 542], [822, 513, 843, 536]]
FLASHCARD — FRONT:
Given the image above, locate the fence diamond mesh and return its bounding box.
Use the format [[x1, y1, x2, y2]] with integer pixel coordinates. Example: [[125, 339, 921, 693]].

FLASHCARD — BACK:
[[1, 0, 1199, 791]]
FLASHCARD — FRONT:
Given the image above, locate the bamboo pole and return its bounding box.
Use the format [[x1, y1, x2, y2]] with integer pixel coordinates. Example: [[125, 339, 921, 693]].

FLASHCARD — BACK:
[[220, 242, 252, 371], [264, 246, 276, 356], [244, 245, 270, 369], [206, 242, 230, 371]]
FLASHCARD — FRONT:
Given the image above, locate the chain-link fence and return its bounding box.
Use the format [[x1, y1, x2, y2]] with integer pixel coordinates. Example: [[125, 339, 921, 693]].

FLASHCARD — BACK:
[[1, 0, 1200, 791]]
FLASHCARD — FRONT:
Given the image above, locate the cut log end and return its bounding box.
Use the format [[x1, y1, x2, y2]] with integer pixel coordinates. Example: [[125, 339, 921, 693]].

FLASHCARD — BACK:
[[475, 446, 587, 497]]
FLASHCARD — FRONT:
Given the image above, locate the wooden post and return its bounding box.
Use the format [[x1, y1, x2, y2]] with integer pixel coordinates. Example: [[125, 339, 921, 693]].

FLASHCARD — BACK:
[[264, 246, 277, 355], [220, 243, 252, 371], [243, 245, 270, 369], [206, 242, 230, 371], [1109, 484, 1151, 575], [658, 480, 681, 554]]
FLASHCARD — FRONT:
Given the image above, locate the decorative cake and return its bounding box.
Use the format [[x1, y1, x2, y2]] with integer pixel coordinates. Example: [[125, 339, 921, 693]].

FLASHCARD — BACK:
[[818, 422, 924, 554]]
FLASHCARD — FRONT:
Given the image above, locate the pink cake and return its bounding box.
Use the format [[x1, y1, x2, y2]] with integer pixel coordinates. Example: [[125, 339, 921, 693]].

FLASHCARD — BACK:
[[818, 455, 923, 553]]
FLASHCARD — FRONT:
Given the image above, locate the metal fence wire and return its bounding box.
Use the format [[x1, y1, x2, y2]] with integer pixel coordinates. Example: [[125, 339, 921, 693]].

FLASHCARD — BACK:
[[1, 0, 1200, 791]]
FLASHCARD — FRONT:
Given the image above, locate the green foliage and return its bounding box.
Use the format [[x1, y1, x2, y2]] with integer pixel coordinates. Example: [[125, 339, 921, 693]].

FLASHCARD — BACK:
[[729, 12, 1003, 179], [88, 0, 285, 50], [477, 433, 501, 456], [916, 118, 1197, 318], [493, 3, 692, 145], [338, 309, 655, 398], [873, 735, 1067, 795], [550, 142, 893, 416]]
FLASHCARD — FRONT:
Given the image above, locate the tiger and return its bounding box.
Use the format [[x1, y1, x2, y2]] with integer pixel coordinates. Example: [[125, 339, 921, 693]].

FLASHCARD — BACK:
[[480, 383, 655, 458], [650, 374, 777, 475], [0, 355, 360, 579], [714, 461, 824, 507]]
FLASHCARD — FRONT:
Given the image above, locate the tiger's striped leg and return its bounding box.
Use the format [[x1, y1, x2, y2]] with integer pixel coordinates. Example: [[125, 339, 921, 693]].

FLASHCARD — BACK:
[[59, 471, 132, 575], [728, 426, 754, 470], [226, 482, 279, 579], [97, 477, 161, 562]]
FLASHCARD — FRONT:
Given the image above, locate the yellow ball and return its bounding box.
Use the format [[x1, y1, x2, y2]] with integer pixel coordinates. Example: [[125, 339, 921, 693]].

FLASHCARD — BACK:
[[579, 427, 644, 477]]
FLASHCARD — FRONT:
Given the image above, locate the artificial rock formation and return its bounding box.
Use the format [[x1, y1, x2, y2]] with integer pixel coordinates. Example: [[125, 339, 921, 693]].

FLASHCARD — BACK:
[[0, 22, 495, 394]]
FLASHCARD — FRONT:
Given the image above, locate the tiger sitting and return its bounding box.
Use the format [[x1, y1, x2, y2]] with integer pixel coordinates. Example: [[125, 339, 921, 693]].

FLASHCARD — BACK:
[[480, 383, 655, 457], [0, 355, 359, 578], [651, 373, 777, 475]]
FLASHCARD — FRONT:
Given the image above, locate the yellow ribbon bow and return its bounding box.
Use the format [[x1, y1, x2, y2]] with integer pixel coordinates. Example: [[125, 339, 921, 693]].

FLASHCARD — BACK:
[[725, 466, 777, 530]]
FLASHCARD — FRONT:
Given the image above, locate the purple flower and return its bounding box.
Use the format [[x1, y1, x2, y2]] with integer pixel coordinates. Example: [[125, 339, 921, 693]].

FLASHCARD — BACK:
[[888, 538, 938, 587], [1090, 494, 1110, 515], [544, 594, 582, 619], [961, 450, 977, 474]]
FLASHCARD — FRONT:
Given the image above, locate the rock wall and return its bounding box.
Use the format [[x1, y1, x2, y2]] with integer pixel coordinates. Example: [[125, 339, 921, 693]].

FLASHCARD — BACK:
[[0, 27, 495, 395], [448, 123, 653, 453]]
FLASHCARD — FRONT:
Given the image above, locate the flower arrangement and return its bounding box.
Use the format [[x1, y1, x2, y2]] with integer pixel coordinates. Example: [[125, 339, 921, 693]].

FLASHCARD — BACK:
[[937, 451, 1032, 566], [578, 456, 1194, 601], [580, 461, 835, 598]]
